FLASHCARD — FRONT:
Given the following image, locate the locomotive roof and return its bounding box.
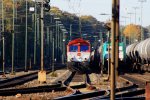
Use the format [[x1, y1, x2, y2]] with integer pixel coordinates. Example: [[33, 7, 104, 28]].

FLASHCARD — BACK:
[[68, 38, 90, 46]]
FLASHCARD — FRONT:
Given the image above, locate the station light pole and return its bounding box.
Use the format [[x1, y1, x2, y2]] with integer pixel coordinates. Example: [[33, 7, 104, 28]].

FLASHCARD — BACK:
[[100, 13, 109, 15], [40, 0, 44, 71], [132, 7, 139, 25], [34, 0, 37, 66], [62, 38, 65, 64], [46, 27, 50, 67], [2, 0, 6, 77], [79, 16, 82, 38], [121, 16, 129, 45], [138, 0, 146, 41], [54, 17, 60, 63], [11, 0, 15, 75], [61, 28, 67, 64], [58, 23, 64, 63], [127, 12, 134, 24], [99, 13, 111, 79], [25, 0, 28, 72], [55, 20, 58, 63], [121, 16, 129, 27], [57, 21, 62, 63], [70, 24, 72, 40], [52, 34, 55, 72], [127, 12, 134, 44], [99, 32, 104, 76]]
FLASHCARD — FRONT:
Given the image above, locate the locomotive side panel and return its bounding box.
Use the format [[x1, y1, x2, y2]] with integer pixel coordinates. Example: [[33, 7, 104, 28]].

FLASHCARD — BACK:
[[100, 42, 126, 73]]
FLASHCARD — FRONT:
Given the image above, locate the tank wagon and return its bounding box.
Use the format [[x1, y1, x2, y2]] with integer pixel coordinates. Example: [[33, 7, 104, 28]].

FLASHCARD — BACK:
[[126, 38, 150, 72], [66, 38, 91, 73]]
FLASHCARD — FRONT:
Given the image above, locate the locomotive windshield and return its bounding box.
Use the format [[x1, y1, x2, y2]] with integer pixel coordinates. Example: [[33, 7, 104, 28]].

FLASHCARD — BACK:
[[80, 45, 89, 52], [69, 45, 78, 52]]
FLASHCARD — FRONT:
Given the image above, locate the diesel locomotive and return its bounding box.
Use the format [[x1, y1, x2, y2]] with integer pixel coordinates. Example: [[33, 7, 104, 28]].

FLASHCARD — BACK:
[[66, 38, 91, 73]]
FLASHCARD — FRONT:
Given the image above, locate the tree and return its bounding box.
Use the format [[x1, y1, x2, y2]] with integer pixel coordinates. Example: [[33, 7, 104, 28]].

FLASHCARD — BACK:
[[123, 24, 141, 41], [50, 7, 62, 16]]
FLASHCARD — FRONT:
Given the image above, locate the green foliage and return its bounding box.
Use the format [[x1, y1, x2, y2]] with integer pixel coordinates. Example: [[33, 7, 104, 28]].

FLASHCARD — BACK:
[[123, 24, 141, 41], [0, 2, 107, 68], [50, 7, 106, 41]]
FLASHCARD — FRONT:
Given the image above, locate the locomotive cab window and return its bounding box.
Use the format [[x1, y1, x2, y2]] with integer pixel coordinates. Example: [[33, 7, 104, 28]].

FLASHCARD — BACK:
[[80, 45, 89, 52], [69, 45, 78, 52]]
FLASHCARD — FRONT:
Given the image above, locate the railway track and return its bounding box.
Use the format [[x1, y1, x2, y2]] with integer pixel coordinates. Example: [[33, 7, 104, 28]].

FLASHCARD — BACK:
[[0, 83, 87, 96], [54, 83, 144, 100], [86, 84, 145, 100], [63, 71, 96, 91], [0, 69, 147, 99], [120, 73, 150, 88], [63, 71, 91, 86], [0, 70, 88, 97], [0, 67, 66, 89], [54, 70, 146, 99], [0, 71, 38, 89]]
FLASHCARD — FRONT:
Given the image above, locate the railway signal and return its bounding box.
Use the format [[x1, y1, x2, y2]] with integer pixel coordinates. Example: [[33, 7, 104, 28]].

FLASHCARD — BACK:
[[44, 2, 50, 12]]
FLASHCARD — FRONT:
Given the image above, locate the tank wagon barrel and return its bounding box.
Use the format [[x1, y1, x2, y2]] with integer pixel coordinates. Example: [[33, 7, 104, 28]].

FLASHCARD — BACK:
[[126, 38, 150, 63], [126, 43, 138, 62], [126, 38, 150, 72]]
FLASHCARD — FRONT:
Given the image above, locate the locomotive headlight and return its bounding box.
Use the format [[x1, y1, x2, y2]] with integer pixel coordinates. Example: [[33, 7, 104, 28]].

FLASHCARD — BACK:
[[84, 58, 87, 61], [120, 58, 123, 61], [70, 58, 73, 61]]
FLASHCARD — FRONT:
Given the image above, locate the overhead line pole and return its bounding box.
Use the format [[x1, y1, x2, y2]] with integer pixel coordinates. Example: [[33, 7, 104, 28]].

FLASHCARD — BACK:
[[111, 0, 120, 99]]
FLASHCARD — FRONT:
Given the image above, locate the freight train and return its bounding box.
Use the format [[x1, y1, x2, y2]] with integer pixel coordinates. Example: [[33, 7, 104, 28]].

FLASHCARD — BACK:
[[102, 42, 126, 72], [66, 38, 91, 73], [126, 38, 150, 72], [90, 42, 126, 73]]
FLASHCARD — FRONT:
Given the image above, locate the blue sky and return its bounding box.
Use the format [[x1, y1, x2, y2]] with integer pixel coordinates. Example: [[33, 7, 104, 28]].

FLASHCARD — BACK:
[[50, 0, 150, 27]]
